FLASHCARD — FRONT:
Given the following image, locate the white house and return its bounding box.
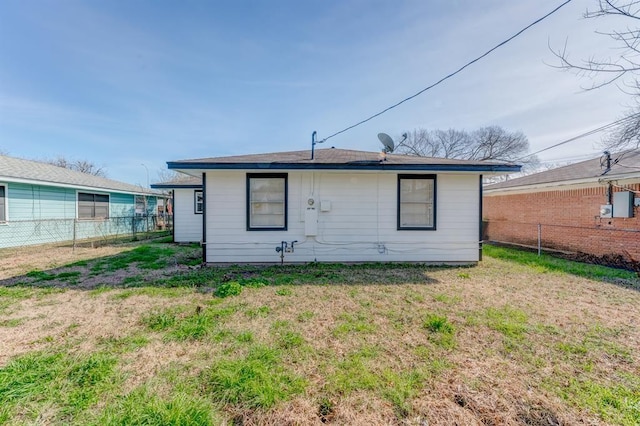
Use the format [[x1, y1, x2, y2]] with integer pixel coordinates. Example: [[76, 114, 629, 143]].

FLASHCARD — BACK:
[[167, 148, 520, 264], [151, 176, 203, 243]]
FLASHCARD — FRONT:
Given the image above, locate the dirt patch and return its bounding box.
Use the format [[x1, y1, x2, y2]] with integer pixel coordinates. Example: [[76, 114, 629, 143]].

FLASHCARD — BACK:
[[0, 243, 139, 281], [0, 240, 202, 289]]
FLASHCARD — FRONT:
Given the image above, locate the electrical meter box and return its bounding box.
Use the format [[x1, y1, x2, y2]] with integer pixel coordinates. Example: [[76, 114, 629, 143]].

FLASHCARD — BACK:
[[600, 205, 613, 218], [613, 191, 634, 218]]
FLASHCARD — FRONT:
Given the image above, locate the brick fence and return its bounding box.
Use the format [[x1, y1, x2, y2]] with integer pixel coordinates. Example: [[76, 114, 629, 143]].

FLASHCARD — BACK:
[[483, 184, 640, 260]]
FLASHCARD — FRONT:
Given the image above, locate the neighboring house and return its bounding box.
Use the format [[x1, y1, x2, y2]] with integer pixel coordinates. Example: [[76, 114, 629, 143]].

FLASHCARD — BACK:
[[151, 176, 203, 243], [167, 148, 519, 264], [0, 155, 163, 249], [484, 150, 640, 259]]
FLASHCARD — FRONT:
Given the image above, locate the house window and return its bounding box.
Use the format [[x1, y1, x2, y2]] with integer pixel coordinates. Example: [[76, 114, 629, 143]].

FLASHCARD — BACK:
[[246, 173, 287, 230], [194, 190, 203, 214], [0, 185, 6, 222], [78, 192, 109, 219], [397, 174, 436, 230], [135, 195, 147, 216]]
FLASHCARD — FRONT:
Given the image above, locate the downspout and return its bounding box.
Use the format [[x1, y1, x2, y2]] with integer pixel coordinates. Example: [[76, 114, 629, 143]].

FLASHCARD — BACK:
[[201, 173, 207, 264], [479, 174, 483, 261], [171, 190, 175, 243]]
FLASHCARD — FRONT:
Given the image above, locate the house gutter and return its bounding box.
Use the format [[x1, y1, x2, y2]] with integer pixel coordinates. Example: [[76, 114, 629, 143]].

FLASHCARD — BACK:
[[150, 184, 202, 189], [167, 162, 521, 173], [0, 176, 162, 197]]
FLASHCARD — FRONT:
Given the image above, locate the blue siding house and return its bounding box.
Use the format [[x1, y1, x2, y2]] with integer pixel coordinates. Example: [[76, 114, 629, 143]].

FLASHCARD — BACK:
[[0, 155, 163, 248]]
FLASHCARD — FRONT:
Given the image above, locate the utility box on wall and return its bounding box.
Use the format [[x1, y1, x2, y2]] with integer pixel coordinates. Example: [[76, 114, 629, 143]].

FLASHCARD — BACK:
[[613, 191, 634, 218]]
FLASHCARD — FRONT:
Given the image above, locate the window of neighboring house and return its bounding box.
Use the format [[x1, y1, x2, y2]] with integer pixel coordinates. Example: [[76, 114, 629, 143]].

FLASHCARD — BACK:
[[194, 190, 203, 214], [135, 195, 147, 216], [397, 174, 436, 230], [0, 185, 6, 222], [246, 173, 287, 230], [78, 192, 109, 220]]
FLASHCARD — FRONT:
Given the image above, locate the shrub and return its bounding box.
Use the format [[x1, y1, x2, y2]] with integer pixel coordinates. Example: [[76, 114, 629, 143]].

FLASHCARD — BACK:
[[215, 282, 242, 298]]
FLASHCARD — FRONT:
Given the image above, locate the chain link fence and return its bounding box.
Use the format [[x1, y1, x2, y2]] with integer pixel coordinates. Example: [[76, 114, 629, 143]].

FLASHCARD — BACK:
[[0, 214, 173, 250], [483, 220, 640, 268]]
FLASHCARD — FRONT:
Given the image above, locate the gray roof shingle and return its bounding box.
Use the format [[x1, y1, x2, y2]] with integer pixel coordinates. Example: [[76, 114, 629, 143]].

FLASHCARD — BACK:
[[0, 155, 161, 195], [485, 150, 640, 191]]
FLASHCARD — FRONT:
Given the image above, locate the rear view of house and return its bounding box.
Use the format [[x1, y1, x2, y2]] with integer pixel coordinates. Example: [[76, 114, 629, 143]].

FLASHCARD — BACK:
[[0, 155, 164, 248], [484, 150, 640, 260], [168, 148, 520, 264]]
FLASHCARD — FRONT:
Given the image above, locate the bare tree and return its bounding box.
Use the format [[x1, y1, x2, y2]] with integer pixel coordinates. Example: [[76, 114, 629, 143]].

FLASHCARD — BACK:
[[396, 126, 538, 170], [551, 0, 640, 150], [156, 168, 195, 184], [46, 156, 107, 177]]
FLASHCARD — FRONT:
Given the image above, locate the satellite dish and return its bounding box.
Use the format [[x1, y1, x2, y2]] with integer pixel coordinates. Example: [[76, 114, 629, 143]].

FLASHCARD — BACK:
[[378, 133, 395, 153]]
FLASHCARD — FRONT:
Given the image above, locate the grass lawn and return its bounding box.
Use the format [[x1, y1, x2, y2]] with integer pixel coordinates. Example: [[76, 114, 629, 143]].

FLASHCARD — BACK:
[[0, 241, 638, 425]]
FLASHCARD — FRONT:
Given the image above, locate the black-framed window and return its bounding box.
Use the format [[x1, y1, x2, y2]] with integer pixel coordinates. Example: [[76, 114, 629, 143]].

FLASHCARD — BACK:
[[0, 185, 6, 222], [194, 190, 203, 214], [78, 192, 109, 219], [397, 174, 436, 230], [135, 195, 147, 216], [246, 173, 287, 230]]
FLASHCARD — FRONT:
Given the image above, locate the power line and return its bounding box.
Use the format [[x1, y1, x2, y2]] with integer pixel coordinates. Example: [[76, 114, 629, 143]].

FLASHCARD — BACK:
[[320, 0, 574, 143], [515, 113, 640, 161], [540, 153, 599, 163]]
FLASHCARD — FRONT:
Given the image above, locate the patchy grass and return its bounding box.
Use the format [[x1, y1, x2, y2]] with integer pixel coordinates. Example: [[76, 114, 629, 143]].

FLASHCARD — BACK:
[[484, 244, 638, 281], [423, 314, 456, 349], [203, 345, 306, 409], [0, 243, 639, 424], [557, 375, 640, 425], [90, 245, 177, 273], [0, 351, 118, 422], [94, 386, 218, 425]]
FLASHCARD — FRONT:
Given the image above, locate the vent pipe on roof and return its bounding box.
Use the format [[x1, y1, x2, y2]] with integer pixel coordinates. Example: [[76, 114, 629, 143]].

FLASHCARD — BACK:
[[311, 131, 323, 160]]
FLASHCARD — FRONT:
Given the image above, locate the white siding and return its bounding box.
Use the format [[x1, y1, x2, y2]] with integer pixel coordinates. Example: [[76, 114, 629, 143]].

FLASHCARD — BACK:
[[205, 171, 481, 263], [174, 188, 202, 243]]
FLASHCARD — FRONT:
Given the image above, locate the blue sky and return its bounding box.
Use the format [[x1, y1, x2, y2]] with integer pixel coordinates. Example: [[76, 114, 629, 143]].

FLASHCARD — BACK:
[[0, 0, 633, 186]]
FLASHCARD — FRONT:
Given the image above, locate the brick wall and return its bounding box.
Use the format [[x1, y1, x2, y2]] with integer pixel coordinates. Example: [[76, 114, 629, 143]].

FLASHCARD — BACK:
[[483, 184, 640, 260]]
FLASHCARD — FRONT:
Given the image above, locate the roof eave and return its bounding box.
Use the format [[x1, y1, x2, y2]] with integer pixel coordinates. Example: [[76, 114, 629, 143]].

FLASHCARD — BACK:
[[167, 162, 521, 173], [485, 171, 640, 194], [0, 176, 164, 196], [150, 183, 203, 189]]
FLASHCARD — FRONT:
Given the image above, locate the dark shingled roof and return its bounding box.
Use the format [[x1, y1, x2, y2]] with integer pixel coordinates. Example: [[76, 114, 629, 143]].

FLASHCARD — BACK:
[[0, 155, 161, 195], [486, 150, 640, 191], [167, 148, 520, 172]]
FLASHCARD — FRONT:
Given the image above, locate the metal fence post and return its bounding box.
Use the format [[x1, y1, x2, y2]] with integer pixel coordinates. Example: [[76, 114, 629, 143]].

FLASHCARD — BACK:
[[537, 223, 542, 256]]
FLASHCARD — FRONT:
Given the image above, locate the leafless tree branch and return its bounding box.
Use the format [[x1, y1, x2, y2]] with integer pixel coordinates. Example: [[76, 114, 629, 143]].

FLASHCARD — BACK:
[[551, 0, 640, 150], [46, 156, 107, 177]]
